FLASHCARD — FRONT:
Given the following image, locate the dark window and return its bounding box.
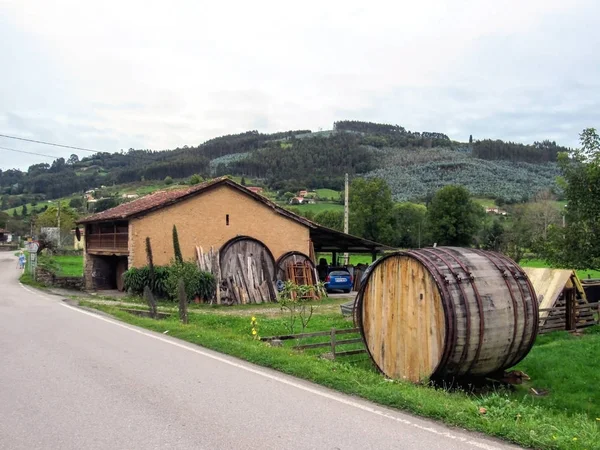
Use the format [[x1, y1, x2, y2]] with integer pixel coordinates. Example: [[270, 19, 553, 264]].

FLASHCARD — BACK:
[[226, 214, 230, 226]]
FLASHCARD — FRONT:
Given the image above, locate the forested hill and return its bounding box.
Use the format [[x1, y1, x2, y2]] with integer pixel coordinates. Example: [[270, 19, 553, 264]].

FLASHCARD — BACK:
[[0, 120, 569, 208]]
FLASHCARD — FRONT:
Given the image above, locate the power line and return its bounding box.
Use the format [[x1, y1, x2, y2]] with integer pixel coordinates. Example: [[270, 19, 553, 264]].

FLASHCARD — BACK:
[[0, 145, 57, 159], [0, 133, 101, 153]]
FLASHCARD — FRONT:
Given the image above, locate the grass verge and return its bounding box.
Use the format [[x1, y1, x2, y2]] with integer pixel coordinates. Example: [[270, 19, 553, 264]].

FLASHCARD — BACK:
[[80, 300, 600, 450], [52, 255, 84, 277]]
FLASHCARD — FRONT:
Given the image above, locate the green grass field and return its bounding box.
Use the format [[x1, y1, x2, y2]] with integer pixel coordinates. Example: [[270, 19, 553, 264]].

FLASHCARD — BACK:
[[514, 327, 600, 420], [316, 188, 341, 201], [53, 255, 83, 277], [81, 298, 600, 450]]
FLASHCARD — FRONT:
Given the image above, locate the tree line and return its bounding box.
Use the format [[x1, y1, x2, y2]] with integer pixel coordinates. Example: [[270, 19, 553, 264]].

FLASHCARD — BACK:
[[472, 139, 569, 163], [219, 133, 376, 192]]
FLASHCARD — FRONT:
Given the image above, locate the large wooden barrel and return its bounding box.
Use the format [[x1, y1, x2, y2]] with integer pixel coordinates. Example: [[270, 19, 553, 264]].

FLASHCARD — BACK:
[[357, 247, 538, 382]]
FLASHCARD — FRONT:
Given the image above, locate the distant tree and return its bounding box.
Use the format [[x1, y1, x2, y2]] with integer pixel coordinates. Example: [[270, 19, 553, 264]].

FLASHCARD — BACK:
[[391, 202, 429, 248], [0, 211, 8, 228], [469, 135, 473, 144], [22, 204, 28, 216], [543, 128, 600, 269], [67, 154, 79, 165], [69, 198, 84, 209], [91, 198, 119, 213], [172, 225, 183, 263], [241, 176, 246, 186], [314, 210, 344, 231], [36, 205, 78, 235], [349, 178, 394, 244], [479, 218, 505, 252], [189, 174, 202, 185], [283, 192, 295, 202], [427, 185, 483, 246], [164, 176, 174, 185], [503, 204, 535, 262]]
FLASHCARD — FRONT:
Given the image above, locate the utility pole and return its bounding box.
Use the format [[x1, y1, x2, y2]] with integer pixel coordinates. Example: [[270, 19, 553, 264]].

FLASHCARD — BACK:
[[344, 173, 349, 266]]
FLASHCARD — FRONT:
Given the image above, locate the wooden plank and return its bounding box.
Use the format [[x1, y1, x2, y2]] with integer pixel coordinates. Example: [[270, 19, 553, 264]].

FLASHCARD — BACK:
[[334, 349, 368, 357], [236, 254, 252, 304], [330, 328, 336, 358], [260, 328, 361, 341], [333, 337, 364, 346], [294, 342, 331, 350]]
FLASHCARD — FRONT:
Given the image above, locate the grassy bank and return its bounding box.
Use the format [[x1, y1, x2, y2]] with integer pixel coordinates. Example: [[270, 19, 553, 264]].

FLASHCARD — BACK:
[[52, 255, 83, 277], [81, 298, 600, 450]]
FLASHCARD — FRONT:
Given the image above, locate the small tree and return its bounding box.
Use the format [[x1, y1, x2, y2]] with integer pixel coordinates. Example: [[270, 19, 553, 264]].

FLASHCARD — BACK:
[[178, 278, 188, 324], [172, 225, 183, 263], [189, 174, 202, 185], [144, 286, 157, 319], [427, 185, 483, 246], [164, 176, 174, 185], [278, 281, 320, 334], [241, 176, 246, 186], [146, 237, 155, 293]]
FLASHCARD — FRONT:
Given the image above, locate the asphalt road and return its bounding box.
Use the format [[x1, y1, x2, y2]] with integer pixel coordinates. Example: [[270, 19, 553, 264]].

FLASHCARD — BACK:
[[0, 252, 520, 450]]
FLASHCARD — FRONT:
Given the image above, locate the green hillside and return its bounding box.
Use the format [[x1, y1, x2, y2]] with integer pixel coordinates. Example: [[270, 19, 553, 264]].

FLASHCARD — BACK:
[[1, 120, 568, 215]]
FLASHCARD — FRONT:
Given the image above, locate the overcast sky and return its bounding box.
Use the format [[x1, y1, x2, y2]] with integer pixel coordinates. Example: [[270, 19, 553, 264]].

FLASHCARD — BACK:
[[1, 0, 598, 170]]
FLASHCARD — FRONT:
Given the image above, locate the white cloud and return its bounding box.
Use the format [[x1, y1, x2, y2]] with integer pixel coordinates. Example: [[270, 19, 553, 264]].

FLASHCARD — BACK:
[[0, 0, 598, 169]]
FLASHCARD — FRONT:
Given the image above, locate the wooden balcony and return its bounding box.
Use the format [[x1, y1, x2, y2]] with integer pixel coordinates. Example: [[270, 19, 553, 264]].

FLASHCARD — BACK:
[[87, 232, 129, 255]]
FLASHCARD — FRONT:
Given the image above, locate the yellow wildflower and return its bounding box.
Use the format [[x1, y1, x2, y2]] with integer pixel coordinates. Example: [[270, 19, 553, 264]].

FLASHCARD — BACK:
[[573, 437, 578, 441], [252, 329, 257, 335], [251, 316, 256, 322]]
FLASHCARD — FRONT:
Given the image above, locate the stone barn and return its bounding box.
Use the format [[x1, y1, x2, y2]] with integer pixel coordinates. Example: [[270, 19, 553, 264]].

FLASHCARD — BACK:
[[77, 177, 385, 291]]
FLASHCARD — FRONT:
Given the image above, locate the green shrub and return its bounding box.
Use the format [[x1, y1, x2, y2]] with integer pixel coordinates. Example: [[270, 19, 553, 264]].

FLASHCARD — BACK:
[[166, 261, 215, 302], [123, 266, 169, 298]]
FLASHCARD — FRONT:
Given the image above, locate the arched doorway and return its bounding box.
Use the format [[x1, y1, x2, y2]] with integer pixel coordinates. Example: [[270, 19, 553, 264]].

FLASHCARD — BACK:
[[219, 236, 276, 303]]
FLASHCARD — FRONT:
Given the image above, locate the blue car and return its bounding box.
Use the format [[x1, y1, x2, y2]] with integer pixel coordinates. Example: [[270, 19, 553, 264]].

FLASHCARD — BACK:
[[325, 270, 353, 293]]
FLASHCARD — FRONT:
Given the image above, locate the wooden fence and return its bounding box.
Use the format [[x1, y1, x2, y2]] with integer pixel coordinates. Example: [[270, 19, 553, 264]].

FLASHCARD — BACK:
[[539, 300, 599, 334], [261, 327, 367, 359]]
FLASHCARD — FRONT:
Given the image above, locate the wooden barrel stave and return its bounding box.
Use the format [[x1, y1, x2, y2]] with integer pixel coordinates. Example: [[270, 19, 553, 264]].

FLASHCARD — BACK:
[[358, 247, 538, 382]]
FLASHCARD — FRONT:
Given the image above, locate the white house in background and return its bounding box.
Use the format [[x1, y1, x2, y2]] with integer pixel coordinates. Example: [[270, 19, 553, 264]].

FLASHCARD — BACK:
[[289, 196, 317, 205], [121, 193, 139, 199], [485, 207, 508, 216]]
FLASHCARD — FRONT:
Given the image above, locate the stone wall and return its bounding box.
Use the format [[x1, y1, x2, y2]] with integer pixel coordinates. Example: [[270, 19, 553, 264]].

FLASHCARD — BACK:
[[36, 267, 84, 291]]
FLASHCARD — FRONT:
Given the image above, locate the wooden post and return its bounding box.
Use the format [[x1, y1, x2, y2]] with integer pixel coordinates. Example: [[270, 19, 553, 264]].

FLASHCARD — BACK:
[[330, 327, 336, 359], [371, 251, 378, 263], [215, 250, 221, 305], [565, 288, 576, 331]]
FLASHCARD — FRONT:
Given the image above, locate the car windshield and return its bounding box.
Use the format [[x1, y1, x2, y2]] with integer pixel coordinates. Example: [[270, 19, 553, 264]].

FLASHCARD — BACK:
[[329, 271, 350, 276]]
